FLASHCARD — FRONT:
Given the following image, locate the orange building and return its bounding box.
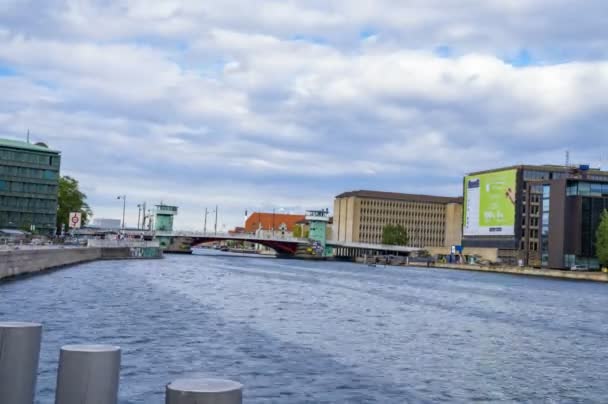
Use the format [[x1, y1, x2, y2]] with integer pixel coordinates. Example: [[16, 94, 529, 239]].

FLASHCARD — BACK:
[[244, 212, 305, 233]]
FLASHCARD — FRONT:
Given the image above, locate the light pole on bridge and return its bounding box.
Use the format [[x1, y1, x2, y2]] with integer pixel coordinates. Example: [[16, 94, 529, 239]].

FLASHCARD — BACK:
[[203, 208, 208, 234], [214, 205, 218, 235], [117, 195, 126, 230]]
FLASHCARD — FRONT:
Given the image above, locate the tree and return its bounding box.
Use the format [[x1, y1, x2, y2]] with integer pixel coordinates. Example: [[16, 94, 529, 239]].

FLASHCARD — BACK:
[[382, 224, 409, 246], [596, 210, 608, 267], [57, 176, 92, 233]]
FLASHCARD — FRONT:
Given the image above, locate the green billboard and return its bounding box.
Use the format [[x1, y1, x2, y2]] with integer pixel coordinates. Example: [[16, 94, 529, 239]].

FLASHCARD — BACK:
[[463, 169, 517, 236]]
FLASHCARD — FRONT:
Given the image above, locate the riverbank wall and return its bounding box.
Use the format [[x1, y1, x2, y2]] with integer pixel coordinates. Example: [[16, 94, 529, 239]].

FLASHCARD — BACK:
[[433, 263, 608, 283], [0, 244, 162, 281]]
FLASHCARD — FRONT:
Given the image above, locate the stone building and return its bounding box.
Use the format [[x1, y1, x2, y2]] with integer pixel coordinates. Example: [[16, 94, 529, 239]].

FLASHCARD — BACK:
[[333, 190, 463, 248]]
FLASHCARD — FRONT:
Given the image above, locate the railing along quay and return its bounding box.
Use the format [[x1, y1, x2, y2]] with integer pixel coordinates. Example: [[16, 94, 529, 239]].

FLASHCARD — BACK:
[[0, 322, 243, 404]]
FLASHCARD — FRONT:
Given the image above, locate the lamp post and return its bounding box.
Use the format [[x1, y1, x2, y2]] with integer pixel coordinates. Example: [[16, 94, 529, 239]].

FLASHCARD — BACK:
[[214, 205, 218, 235], [137, 204, 142, 230], [204, 208, 208, 234], [117, 195, 126, 230]]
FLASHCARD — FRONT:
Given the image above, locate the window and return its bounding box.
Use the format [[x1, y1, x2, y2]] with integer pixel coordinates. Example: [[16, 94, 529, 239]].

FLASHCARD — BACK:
[[540, 185, 551, 267], [524, 170, 549, 181]]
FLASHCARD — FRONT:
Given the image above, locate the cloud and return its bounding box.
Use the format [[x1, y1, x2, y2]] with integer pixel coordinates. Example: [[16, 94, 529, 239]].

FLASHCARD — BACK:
[[1, 1, 608, 229]]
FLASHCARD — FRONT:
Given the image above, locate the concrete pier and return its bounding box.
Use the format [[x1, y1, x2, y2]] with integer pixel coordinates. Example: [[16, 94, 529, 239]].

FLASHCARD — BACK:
[[55, 345, 121, 404], [166, 378, 243, 404], [0, 322, 43, 404]]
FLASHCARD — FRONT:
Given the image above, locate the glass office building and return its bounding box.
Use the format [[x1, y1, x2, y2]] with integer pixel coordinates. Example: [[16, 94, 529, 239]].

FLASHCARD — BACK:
[[0, 138, 61, 235], [463, 164, 608, 269]]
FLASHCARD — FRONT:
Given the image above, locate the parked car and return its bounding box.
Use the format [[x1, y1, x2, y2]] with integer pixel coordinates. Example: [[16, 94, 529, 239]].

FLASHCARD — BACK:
[[570, 264, 588, 271]]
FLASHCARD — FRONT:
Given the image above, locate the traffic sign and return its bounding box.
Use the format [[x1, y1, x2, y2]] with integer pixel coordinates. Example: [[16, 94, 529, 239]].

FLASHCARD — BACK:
[[69, 212, 82, 229]]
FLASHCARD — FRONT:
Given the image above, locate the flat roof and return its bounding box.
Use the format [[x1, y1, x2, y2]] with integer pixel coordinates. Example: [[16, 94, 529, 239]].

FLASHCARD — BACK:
[[0, 138, 60, 154], [467, 164, 608, 177], [335, 190, 462, 204]]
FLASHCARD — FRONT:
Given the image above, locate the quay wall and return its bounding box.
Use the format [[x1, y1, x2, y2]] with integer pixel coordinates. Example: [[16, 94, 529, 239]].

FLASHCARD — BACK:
[[433, 263, 608, 282], [0, 246, 162, 281]]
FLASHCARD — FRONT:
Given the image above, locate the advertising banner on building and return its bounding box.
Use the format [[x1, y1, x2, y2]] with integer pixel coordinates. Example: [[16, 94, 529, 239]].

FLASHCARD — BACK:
[[464, 169, 517, 236]]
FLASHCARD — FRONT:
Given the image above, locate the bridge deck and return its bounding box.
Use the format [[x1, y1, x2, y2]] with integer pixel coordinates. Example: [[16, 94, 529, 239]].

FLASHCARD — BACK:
[[156, 232, 421, 253]]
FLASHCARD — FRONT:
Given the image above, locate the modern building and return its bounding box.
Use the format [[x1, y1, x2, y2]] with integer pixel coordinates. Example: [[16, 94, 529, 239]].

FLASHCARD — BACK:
[[462, 164, 608, 269], [0, 138, 61, 235], [333, 190, 463, 248], [244, 212, 306, 238]]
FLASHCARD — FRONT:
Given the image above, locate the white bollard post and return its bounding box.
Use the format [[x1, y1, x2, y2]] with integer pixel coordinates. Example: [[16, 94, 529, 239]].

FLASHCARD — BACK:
[[166, 378, 243, 404], [54, 344, 121, 404], [0, 322, 43, 404]]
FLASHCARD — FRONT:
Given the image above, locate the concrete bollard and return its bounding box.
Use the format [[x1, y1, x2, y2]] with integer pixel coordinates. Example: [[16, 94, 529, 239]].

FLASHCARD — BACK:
[[55, 344, 121, 404], [166, 378, 243, 404], [0, 322, 43, 404]]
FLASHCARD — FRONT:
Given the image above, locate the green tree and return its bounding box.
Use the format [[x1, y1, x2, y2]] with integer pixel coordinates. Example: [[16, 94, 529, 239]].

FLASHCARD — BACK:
[[596, 210, 608, 267], [57, 176, 92, 233], [382, 224, 409, 246]]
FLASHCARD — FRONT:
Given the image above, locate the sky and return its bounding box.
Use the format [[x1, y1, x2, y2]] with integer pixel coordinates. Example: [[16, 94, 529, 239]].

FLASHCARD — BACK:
[[1, 0, 608, 230]]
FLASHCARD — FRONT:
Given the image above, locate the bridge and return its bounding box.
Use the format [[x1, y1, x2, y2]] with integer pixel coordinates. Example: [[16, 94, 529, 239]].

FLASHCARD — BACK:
[[155, 231, 308, 255], [154, 231, 422, 258]]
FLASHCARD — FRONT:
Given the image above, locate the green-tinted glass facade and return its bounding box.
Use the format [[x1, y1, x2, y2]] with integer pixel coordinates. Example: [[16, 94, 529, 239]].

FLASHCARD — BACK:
[[0, 138, 61, 235]]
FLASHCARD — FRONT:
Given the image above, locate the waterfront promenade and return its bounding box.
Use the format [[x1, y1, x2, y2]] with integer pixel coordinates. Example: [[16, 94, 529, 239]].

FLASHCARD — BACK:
[[1, 254, 606, 403]]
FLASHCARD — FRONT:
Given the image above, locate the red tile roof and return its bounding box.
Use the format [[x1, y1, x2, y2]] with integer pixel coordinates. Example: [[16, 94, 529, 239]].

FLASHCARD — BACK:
[[245, 212, 305, 233]]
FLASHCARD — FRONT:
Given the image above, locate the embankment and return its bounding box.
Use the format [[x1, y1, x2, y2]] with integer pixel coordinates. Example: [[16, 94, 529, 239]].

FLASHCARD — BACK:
[[0, 245, 162, 281], [434, 263, 608, 283]]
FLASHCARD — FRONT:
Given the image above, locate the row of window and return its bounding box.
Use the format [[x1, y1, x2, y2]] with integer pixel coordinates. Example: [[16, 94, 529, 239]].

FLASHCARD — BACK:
[[523, 170, 608, 182], [0, 165, 59, 180], [0, 149, 58, 166], [0, 211, 56, 229], [566, 182, 608, 197], [0, 179, 58, 195], [361, 200, 445, 211], [361, 218, 444, 226], [520, 240, 540, 251], [0, 196, 58, 211]]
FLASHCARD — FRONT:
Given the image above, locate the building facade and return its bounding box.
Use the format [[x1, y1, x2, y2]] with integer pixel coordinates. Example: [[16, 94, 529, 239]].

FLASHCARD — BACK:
[[0, 139, 61, 235], [244, 212, 306, 238], [462, 164, 608, 268], [333, 190, 463, 248]]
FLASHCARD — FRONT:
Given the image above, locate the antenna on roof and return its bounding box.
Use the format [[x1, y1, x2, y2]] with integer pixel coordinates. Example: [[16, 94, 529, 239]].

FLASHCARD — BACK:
[[565, 150, 570, 168], [26, 129, 30, 144]]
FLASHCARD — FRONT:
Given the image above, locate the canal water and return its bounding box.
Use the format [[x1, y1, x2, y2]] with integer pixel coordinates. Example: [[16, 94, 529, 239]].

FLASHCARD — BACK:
[[1, 254, 607, 403]]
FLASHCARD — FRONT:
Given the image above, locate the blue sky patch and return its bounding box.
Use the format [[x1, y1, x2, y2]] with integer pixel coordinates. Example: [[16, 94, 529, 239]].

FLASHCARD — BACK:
[[0, 65, 17, 76], [359, 28, 377, 40], [505, 49, 534, 67], [434, 45, 452, 58], [290, 34, 327, 45]]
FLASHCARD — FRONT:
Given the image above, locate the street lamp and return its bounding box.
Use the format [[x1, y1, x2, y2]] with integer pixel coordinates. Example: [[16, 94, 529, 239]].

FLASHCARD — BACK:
[[137, 204, 142, 230], [214, 205, 218, 235], [117, 195, 126, 230]]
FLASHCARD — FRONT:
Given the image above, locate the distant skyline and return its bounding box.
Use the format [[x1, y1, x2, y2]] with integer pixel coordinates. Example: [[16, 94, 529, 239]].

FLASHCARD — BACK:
[[1, 1, 607, 230]]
